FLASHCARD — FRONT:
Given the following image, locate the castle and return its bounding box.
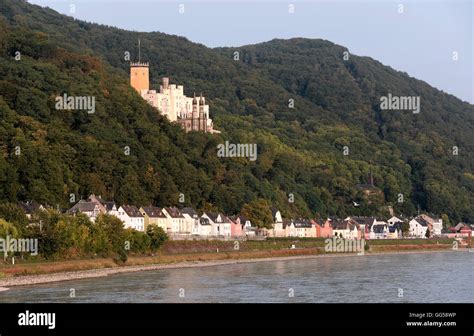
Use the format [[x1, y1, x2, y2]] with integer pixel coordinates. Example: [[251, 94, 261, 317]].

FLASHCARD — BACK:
[[130, 62, 218, 133]]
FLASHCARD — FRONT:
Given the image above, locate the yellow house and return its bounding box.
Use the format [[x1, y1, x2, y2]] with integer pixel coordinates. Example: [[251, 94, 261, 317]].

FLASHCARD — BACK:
[[140, 206, 168, 232]]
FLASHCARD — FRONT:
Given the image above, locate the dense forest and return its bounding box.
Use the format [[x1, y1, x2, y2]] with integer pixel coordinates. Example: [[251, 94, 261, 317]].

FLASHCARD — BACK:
[[0, 0, 473, 222]]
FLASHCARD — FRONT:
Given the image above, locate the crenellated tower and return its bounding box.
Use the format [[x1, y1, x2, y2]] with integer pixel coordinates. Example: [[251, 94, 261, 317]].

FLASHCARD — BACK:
[[199, 93, 206, 131], [130, 62, 149, 93]]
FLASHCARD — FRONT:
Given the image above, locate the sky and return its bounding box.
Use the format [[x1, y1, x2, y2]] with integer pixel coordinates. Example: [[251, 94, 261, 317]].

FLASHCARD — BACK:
[[28, 0, 473, 103]]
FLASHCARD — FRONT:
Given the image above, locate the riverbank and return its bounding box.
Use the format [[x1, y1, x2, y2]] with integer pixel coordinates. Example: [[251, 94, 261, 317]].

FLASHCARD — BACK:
[[0, 246, 463, 288]]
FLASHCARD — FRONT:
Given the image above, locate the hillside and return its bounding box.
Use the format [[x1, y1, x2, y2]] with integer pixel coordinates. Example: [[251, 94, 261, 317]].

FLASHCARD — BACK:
[[0, 0, 473, 222]]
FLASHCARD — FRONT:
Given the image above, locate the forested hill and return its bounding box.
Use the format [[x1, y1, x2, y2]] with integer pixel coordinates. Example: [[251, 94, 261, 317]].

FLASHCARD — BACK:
[[0, 0, 473, 222]]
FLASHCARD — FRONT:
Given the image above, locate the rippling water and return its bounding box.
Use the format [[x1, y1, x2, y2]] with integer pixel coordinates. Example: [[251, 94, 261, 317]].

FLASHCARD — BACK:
[[1, 251, 472, 303]]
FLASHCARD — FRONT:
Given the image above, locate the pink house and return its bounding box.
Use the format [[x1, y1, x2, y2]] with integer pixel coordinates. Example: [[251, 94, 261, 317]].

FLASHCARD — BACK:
[[230, 216, 245, 237], [460, 226, 472, 237], [449, 223, 473, 238], [316, 219, 333, 238]]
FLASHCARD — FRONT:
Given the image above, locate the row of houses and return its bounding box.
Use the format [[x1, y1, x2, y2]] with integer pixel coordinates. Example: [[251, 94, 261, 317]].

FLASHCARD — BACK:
[[269, 210, 450, 239], [66, 195, 255, 238], [18, 196, 472, 240], [269, 211, 402, 239]]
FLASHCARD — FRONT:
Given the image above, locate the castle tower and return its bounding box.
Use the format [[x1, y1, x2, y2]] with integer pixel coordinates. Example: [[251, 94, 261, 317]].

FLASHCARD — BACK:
[[199, 93, 205, 109], [162, 77, 169, 90], [199, 93, 206, 131], [130, 62, 150, 93], [192, 93, 199, 131], [192, 93, 199, 118]]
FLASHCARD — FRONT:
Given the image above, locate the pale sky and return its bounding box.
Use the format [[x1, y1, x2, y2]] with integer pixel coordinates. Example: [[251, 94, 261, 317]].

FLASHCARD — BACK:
[[28, 0, 473, 103]]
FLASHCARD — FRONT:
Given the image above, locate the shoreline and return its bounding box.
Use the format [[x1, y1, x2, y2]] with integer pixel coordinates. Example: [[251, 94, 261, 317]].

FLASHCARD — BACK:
[[0, 249, 462, 289]]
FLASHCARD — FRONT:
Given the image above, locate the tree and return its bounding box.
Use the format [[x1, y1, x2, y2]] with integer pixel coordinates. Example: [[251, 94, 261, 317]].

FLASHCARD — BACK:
[[0, 203, 28, 230], [124, 228, 150, 254], [240, 199, 273, 229], [0, 219, 19, 238], [364, 240, 370, 251], [441, 214, 451, 230], [95, 214, 125, 251], [425, 228, 431, 238], [0, 219, 19, 258], [115, 247, 128, 265], [401, 221, 410, 237], [202, 202, 219, 213], [146, 224, 168, 250]]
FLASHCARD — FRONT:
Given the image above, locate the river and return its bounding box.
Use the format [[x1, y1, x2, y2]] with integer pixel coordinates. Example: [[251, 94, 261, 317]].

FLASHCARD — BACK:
[[0, 251, 472, 303]]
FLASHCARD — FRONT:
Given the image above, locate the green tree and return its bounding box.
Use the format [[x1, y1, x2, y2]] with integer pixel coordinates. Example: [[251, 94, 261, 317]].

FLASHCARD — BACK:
[[146, 224, 168, 250], [0, 218, 19, 238], [0, 219, 19, 258], [0, 203, 28, 230], [401, 221, 410, 237], [115, 247, 128, 264], [124, 229, 150, 254], [240, 199, 273, 229], [95, 214, 125, 252], [441, 214, 451, 230]]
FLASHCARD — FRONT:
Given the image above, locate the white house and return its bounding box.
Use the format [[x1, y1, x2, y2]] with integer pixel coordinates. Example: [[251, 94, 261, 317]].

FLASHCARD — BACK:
[[117, 205, 144, 231], [69, 200, 102, 222], [81, 194, 120, 219], [387, 216, 403, 226], [347, 216, 376, 239], [270, 208, 285, 237], [202, 212, 232, 237], [386, 217, 404, 239], [197, 216, 213, 236], [287, 219, 317, 238], [420, 214, 443, 236], [286, 221, 296, 237], [388, 222, 403, 239], [103, 201, 119, 218], [369, 223, 389, 239], [332, 219, 360, 239], [19, 201, 45, 219], [409, 216, 429, 238]]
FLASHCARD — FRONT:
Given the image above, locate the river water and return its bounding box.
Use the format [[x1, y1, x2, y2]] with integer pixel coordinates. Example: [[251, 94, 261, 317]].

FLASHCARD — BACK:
[[1, 251, 472, 303]]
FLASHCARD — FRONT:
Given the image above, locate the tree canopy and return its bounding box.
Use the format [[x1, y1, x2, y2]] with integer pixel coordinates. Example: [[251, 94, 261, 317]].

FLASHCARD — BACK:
[[0, 0, 472, 223]]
